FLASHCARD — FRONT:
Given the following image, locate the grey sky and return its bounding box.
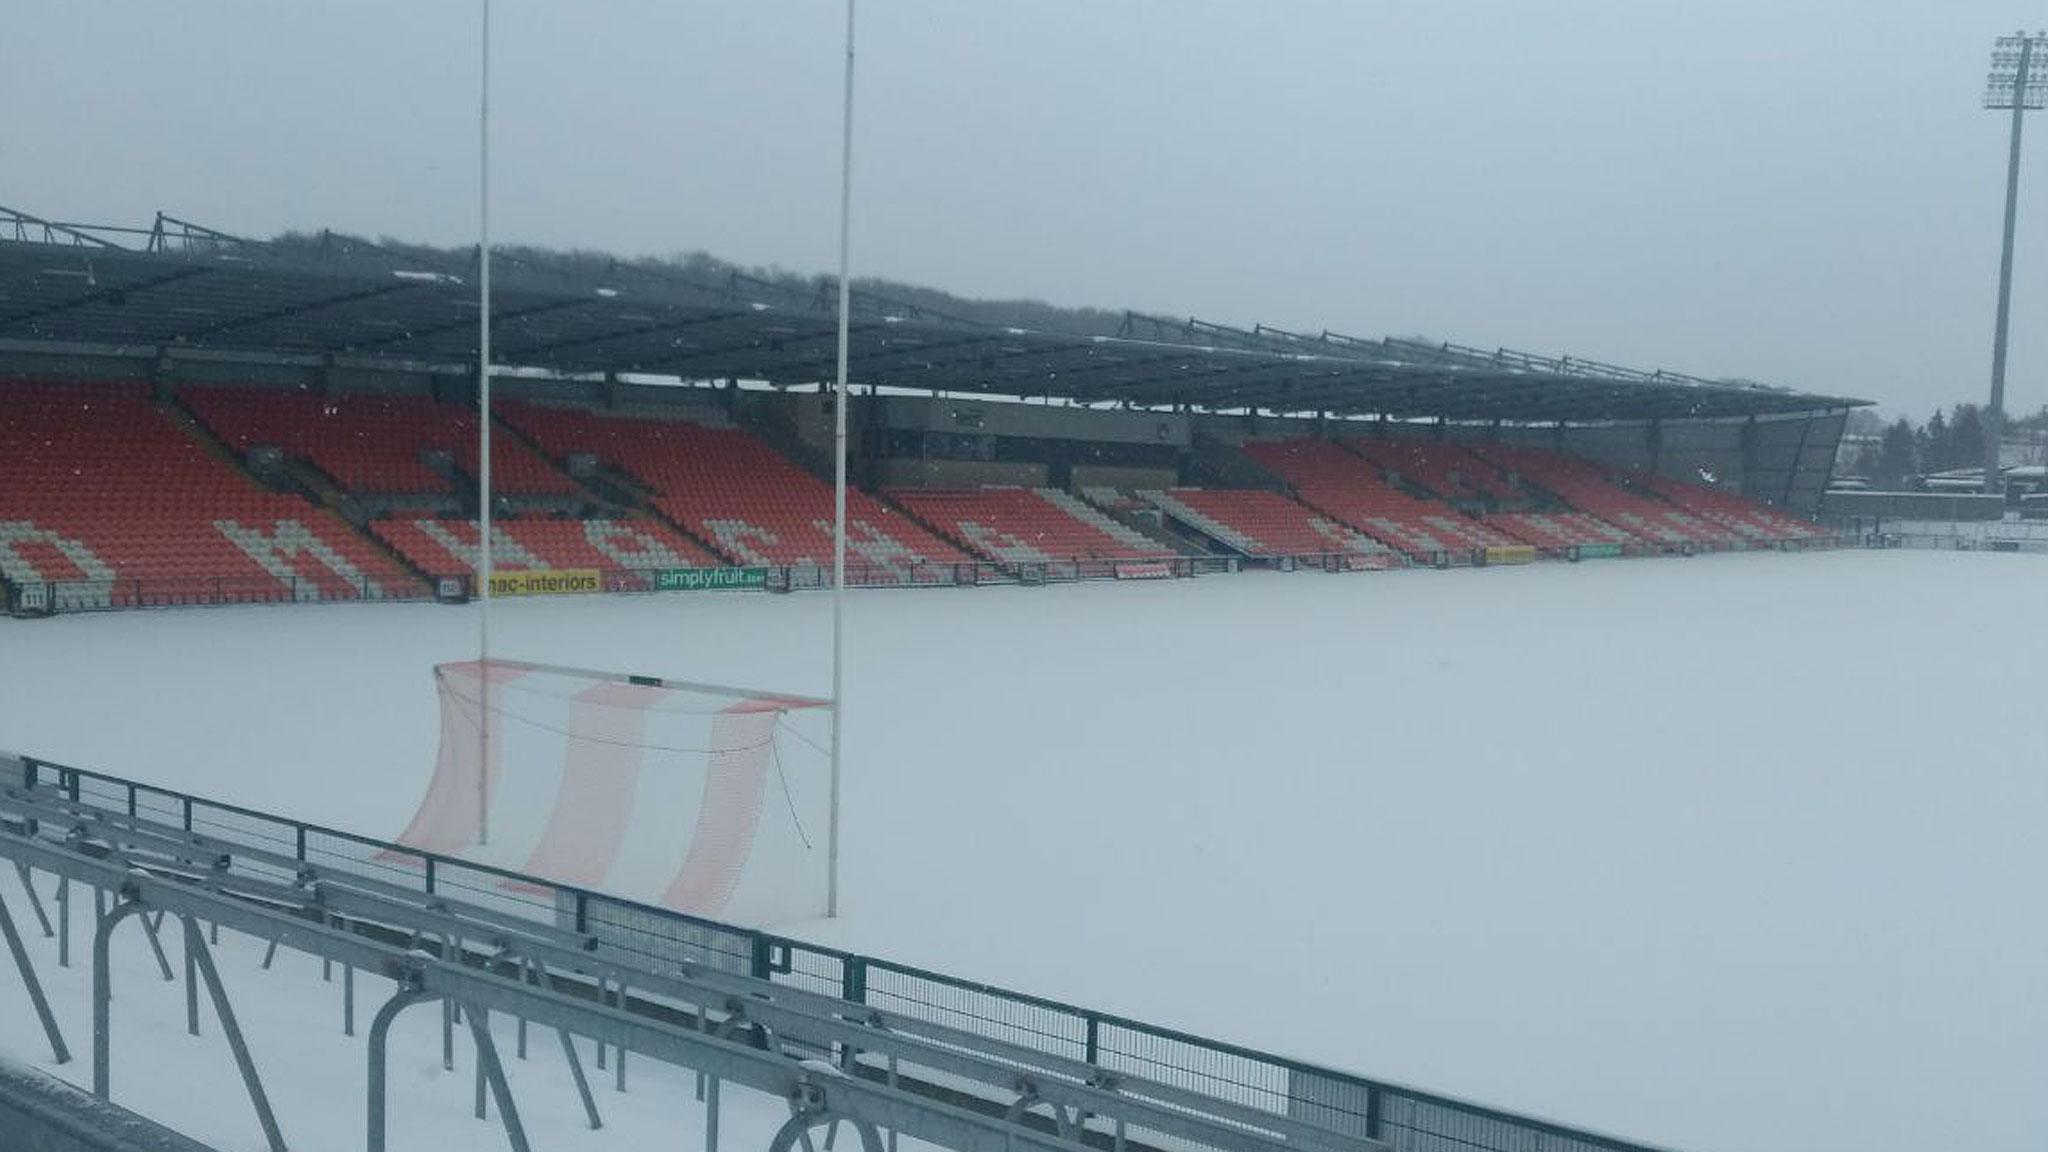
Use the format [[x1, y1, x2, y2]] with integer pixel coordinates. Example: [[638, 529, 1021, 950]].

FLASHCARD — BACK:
[[4, 1, 2041, 416]]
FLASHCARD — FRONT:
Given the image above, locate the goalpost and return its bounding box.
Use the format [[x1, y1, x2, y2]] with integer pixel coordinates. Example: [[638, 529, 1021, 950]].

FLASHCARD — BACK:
[[467, 1, 859, 920], [394, 659, 834, 926]]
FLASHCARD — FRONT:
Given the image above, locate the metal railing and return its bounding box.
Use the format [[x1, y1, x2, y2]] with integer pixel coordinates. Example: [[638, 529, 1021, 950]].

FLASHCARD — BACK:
[[1822, 517, 2048, 554], [0, 1059, 220, 1152], [1, 573, 432, 615], [14, 753, 1683, 1152], [1, 534, 1867, 618]]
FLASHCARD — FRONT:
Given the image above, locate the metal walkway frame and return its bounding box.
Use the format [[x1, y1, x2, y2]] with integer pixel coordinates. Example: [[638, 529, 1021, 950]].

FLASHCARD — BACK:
[[0, 751, 1684, 1152], [0, 755, 1385, 1152]]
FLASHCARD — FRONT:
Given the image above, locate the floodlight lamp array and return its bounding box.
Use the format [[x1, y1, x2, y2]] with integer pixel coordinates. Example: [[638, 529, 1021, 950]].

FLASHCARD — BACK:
[[1986, 32, 2048, 110]]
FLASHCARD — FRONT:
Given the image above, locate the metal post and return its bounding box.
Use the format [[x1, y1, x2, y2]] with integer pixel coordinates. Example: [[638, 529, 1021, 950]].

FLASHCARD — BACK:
[[56, 876, 68, 968], [515, 956, 531, 1059], [827, 0, 856, 921], [559, 1029, 603, 1129], [14, 864, 53, 937], [463, 1002, 533, 1152], [1987, 34, 2034, 495], [367, 989, 437, 1152], [180, 916, 287, 1152], [0, 885, 69, 1063], [475, 1016, 489, 1118], [476, 0, 496, 844], [706, 1074, 721, 1152], [185, 935, 199, 1036], [91, 899, 150, 1099], [531, 957, 601, 1129], [613, 982, 628, 1092]]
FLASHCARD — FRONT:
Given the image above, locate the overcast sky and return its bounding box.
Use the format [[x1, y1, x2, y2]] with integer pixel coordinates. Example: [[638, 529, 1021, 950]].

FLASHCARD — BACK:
[[5, 1, 2045, 416]]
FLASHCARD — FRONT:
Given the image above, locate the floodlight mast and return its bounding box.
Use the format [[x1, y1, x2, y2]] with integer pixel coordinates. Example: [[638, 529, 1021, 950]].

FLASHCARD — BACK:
[[1982, 31, 2045, 497]]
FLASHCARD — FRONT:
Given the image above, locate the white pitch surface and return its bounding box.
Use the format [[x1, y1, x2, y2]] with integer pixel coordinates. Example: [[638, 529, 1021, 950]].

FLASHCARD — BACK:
[[0, 550, 2042, 1152]]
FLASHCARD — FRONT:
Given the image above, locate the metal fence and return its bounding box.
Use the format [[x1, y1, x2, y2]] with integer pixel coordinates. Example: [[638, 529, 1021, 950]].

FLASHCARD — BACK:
[[3, 534, 1866, 618], [19, 754, 1683, 1152], [1822, 517, 2048, 554], [0, 572, 432, 614]]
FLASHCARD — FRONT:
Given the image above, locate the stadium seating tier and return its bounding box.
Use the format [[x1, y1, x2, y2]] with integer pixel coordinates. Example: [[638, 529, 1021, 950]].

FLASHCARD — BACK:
[[1241, 439, 1526, 560], [499, 402, 970, 580], [0, 382, 419, 602], [184, 388, 580, 497], [887, 487, 1174, 564]]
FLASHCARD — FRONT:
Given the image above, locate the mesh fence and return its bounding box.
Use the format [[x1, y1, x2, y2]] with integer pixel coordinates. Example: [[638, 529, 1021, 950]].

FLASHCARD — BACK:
[[863, 962, 1091, 1062], [582, 894, 756, 976]]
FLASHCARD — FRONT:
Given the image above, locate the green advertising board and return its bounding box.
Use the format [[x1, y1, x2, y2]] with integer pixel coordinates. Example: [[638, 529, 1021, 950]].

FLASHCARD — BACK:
[[654, 567, 769, 592], [1576, 544, 1624, 560]]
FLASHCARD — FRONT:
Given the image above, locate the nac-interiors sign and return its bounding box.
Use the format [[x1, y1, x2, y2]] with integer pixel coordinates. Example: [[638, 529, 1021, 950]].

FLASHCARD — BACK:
[[489, 569, 601, 596], [654, 567, 769, 592]]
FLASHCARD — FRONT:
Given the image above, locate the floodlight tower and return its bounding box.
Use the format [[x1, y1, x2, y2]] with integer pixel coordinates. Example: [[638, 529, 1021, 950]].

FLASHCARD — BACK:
[[1981, 31, 2048, 496]]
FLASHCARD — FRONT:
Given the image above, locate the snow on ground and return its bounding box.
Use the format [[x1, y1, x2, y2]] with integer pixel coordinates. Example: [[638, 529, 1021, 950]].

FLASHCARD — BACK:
[[1, 550, 2043, 1152]]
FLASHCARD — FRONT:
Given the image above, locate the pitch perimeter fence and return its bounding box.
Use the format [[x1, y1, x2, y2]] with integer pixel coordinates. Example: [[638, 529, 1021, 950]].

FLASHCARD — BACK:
[[2, 532, 1857, 618], [1, 557, 1246, 616], [16, 754, 1681, 1152]]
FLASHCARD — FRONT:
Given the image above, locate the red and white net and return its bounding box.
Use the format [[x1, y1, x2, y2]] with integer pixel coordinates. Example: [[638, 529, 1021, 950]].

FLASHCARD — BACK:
[[393, 659, 832, 925]]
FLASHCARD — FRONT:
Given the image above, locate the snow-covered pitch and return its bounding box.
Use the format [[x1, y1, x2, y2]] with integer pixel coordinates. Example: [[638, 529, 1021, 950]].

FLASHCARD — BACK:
[[1, 550, 2041, 1152]]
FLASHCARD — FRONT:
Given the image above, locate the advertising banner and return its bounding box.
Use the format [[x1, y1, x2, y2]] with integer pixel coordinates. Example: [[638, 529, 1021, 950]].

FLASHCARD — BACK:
[[488, 569, 601, 596], [654, 567, 770, 592]]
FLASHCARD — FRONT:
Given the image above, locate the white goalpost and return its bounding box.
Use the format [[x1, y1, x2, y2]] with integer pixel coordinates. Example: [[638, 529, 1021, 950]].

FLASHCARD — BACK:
[[466, 0, 858, 920]]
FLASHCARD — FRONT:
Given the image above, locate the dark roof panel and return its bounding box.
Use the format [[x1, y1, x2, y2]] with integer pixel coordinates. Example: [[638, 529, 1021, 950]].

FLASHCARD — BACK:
[[0, 214, 1866, 422]]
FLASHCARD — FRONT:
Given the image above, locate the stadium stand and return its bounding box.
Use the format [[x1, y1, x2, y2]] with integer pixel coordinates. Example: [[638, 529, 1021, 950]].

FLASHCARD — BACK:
[[1344, 438, 1528, 507], [0, 380, 1834, 615], [0, 381, 418, 605], [1466, 443, 1744, 550], [1135, 488, 1402, 567], [887, 487, 1174, 564], [183, 388, 580, 497], [1241, 438, 1531, 562], [373, 516, 719, 581], [1628, 469, 1826, 544], [499, 402, 969, 580]]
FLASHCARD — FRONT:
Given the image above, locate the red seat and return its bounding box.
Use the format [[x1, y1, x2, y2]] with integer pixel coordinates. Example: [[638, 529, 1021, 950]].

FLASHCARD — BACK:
[[499, 402, 969, 583], [1484, 511, 1640, 554], [1137, 488, 1399, 565], [184, 388, 581, 497], [1241, 439, 1525, 561], [0, 380, 420, 603], [1465, 444, 1747, 549], [374, 516, 720, 579], [885, 488, 1173, 564], [1627, 469, 1823, 543], [1344, 439, 1528, 506]]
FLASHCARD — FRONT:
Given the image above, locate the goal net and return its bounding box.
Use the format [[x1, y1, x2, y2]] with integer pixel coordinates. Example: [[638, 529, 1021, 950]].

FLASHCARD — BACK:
[[392, 658, 833, 926]]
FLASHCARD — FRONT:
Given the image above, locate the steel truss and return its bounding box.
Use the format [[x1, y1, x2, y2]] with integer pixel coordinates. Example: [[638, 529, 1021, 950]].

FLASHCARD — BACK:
[[0, 762, 1380, 1152]]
